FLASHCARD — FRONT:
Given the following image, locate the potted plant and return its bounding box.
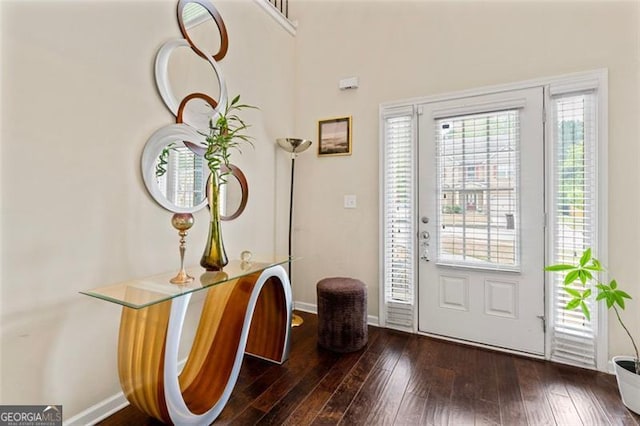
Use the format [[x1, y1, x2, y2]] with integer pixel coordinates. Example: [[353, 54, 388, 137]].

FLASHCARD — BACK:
[[546, 248, 640, 413]]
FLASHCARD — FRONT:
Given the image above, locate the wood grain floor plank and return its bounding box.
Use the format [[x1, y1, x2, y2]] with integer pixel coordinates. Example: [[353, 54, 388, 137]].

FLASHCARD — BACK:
[[532, 361, 583, 425], [495, 352, 527, 425], [256, 350, 340, 425], [558, 363, 611, 425], [564, 361, 639, 426], [341, 366, 393, 425], [281, 344, 371, 426], [282, 327, 381, 425], [473, 346, 501, 425], [403, 336, 438, 399], [588, 372, 639, 425], [449, 343, 478, 425], [311, 350, 382, 425], [340, 331, 408, 424], [421, 366, 455, 426], [393, 391, 427, 426], [366, 354, 413, 425], [513, 357, 555, 426]]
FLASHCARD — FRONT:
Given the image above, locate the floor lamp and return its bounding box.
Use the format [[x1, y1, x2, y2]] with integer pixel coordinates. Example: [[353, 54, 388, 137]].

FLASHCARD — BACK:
[[277, 138, 312, 327]]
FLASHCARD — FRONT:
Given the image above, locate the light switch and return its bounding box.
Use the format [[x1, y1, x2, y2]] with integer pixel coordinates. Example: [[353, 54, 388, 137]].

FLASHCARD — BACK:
[[344, 194, 357, 209]]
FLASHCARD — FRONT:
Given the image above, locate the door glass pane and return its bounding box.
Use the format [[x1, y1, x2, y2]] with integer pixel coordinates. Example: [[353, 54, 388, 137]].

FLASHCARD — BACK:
[[436, 110, 520, 270]]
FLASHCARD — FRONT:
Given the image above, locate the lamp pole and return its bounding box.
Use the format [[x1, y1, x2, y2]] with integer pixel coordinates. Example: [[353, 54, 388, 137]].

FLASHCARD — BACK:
[[288, 153, 295, 279], [276, 138, 312, 327]]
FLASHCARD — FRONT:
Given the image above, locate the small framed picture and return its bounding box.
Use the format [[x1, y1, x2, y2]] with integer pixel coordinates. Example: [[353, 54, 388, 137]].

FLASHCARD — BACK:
[[318, 116, 352, 157]]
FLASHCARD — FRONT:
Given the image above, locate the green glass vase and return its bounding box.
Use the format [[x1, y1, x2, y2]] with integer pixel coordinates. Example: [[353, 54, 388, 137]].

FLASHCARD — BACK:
[[200, 171, 228, 271]]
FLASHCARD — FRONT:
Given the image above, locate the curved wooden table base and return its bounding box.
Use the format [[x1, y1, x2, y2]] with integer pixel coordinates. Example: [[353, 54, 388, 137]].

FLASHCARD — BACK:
[[117, 265, 292, 424]]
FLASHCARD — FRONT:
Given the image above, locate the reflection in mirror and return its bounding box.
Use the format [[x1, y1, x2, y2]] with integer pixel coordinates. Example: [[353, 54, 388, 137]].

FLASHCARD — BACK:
[[155, 144, 207, 209], [178, 0, 228, 61], [207, 164, 248, 221]]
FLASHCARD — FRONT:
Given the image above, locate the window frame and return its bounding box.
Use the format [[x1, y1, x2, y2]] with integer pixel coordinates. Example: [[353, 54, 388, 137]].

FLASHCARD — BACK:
[[545, 72, 608, 371]]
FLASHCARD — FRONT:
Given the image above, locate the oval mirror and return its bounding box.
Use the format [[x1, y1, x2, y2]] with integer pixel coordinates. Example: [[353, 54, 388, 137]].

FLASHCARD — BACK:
[[141, 124, 209, 213], [218, 164, 248, 221], [177, 0, 228, 61]]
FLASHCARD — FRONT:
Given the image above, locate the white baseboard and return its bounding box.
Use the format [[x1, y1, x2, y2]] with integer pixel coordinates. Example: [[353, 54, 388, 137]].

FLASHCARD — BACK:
[[293, 301, 317, 314], [294, 301, 380, 327], [64, 392, 128, 426]]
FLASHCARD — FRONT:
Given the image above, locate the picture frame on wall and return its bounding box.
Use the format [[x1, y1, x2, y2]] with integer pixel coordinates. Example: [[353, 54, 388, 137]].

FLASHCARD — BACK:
[[317, 116, 352, 157]]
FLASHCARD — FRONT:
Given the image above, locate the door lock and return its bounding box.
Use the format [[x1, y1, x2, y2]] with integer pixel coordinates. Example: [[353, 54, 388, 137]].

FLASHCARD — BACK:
[[419, 231, 431, 261]]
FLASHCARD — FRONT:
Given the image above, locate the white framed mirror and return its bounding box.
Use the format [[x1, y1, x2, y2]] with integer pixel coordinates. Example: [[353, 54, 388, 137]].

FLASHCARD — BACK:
[[155, 38, 227, 131], [141, 124, 209, 213]]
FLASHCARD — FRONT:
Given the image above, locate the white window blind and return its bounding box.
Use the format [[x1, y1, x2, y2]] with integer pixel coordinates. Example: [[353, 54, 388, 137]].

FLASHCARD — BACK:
[[158, 145, 205, 208], [549, 92, 598, 369], [435, 110, 520, 270], [381, 107, 415, 329], [182, 3, 210, 29]]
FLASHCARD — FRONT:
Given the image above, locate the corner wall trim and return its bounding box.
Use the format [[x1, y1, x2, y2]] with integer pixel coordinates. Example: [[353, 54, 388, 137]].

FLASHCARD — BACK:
[[294, 301, 380, 327], [252, 0, 297, 36]]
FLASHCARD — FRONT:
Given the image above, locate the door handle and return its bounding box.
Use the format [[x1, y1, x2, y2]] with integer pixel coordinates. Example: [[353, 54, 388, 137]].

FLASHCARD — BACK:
[[419, 231, 431, 261]]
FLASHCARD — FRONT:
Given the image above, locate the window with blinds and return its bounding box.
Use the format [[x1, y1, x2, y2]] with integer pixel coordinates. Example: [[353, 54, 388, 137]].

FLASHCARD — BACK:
[[157, 145, 205, 208], [549, 92, 598, 368], [436, 110, 520, 270], [381, 107, 415, 329]]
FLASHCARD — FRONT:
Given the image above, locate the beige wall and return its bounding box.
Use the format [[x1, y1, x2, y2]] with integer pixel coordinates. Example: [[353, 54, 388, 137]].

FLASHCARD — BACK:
[[0, 0, 294, 418], [290, 1, 640, 358]]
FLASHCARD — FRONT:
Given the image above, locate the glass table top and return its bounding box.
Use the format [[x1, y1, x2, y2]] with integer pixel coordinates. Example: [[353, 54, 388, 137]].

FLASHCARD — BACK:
[[80, 256, 290, 309]]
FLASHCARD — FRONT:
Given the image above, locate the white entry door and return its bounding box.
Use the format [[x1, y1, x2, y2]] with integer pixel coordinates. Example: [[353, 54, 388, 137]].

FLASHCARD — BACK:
[[418, 87, 545, 355]]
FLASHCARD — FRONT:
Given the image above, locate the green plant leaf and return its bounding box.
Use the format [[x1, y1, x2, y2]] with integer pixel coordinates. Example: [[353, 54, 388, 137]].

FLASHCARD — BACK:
[[578, 270, 588, 285], [606, 297, 614, 309], [566, 299, 581, 310], [583, 288, 592, 299], [545, 264, 575, 271], [610, 279, 618, 289], [565, 288, 581, 298], [596, 292, 606, 301], [564, 270, 580, 285], [617, 290, 632, 300], [585, 258, 603, 271], [580, 301, 591, 320], [580, 248, 592, 266]]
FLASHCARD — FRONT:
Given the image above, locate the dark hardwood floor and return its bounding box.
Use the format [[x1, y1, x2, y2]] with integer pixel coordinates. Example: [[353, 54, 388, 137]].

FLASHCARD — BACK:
[[100, 311, 639, 425]]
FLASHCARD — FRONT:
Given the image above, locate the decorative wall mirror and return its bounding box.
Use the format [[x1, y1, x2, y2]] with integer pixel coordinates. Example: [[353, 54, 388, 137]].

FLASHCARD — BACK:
[[141, 124, 248, 219], [216, 164, 248, 220], [177, 0, 228, 61]]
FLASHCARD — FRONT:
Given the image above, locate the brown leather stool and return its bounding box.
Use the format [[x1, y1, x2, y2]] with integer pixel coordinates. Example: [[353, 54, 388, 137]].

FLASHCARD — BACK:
[[316, 277, 368, 352]]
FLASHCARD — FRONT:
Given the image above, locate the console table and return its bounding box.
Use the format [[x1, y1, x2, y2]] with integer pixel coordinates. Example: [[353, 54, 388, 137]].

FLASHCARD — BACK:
[[81, 258, 292, 424]]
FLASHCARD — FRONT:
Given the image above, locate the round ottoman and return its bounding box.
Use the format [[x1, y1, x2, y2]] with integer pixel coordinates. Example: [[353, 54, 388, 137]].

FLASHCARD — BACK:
[[317, 277, 368, 353]]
